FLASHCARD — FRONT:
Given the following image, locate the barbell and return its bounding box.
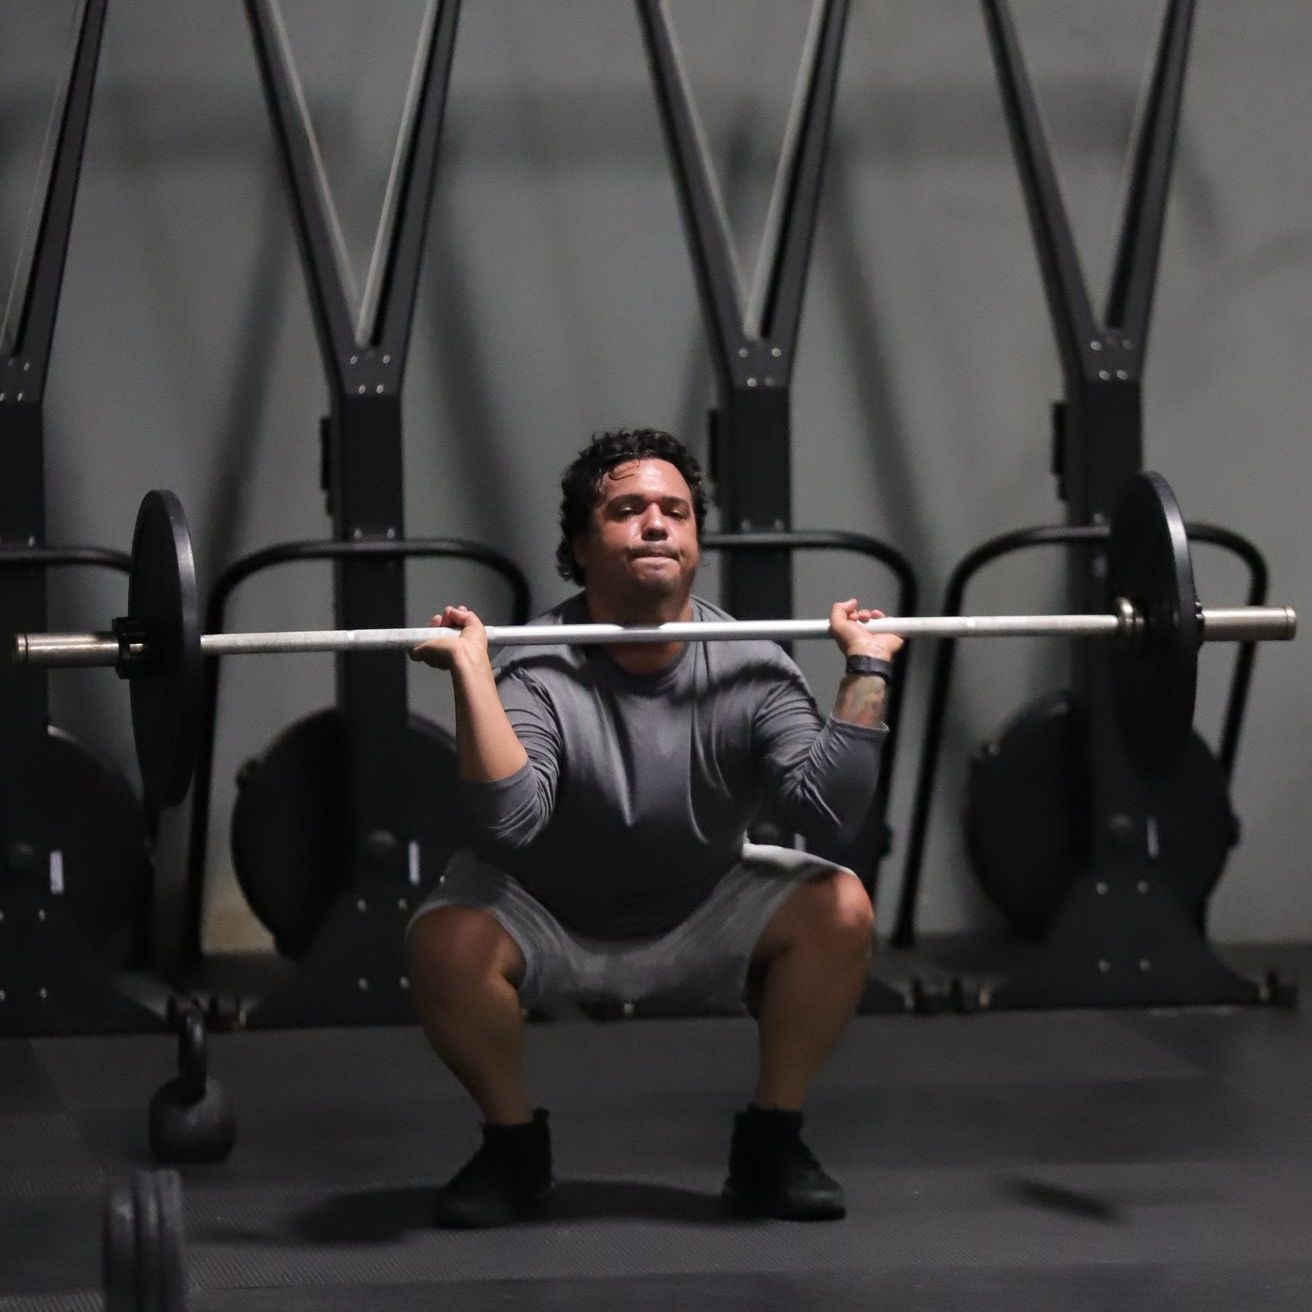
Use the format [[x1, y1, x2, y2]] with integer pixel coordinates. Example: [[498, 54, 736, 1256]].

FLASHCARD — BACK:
[[8, 471, 1296, 807]]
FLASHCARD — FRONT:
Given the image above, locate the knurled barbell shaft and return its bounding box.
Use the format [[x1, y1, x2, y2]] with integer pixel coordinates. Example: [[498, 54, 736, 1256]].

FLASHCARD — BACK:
[[10, 605, 1297, 668]]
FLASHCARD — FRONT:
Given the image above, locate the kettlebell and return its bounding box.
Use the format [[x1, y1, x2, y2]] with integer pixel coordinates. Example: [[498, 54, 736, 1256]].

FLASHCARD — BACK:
[[149, 1007, 236, 1164]]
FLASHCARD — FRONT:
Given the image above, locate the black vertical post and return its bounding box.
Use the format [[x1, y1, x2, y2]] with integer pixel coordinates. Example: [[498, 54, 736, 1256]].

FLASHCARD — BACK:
[[330, 393, 409, 902], [1, 1, 74, 894], [715, 391, 792, 617], [0, 400, 51, 900], [2, 0, 112, 907]]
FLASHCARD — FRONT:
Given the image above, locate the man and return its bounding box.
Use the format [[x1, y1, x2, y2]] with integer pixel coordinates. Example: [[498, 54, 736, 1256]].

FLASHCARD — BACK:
[[408, 428, 901, 1228]]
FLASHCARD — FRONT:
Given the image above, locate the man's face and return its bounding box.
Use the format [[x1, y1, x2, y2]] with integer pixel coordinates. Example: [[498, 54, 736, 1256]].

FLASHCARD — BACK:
[[572, 458, 700, 609]]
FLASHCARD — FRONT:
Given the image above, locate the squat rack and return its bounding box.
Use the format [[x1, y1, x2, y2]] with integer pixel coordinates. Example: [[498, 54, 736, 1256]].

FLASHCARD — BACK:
[[179, 0, 533, 1028], [893, 0, 1285, 1009]]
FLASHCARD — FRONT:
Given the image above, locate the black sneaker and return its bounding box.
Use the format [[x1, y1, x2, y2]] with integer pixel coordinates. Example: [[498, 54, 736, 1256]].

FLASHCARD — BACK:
[[434, 1108, 554, 1228], [722, 1105, 846, 1221]]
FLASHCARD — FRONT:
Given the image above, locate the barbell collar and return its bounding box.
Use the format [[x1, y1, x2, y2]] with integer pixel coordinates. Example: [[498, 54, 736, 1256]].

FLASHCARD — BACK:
[[11, 604, 1298, 669]]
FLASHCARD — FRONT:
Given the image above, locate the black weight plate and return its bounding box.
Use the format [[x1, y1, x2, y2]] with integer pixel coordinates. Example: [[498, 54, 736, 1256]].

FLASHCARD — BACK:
[[46, 726, 151, 948], [1107, 471, 1200, 773], [128, 490, 202, 807], [102, 1179, 137, 1312], [965, 690, 1237, 940], [231, 709, 463, 958]]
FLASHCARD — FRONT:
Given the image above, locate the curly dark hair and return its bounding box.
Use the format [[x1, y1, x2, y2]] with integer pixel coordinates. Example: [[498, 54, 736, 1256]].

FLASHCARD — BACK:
[[556, 428, 709, 584]]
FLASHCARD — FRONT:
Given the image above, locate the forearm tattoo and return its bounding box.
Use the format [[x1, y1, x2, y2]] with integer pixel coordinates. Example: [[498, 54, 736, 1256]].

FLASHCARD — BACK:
[[833, 673, 888, 728]]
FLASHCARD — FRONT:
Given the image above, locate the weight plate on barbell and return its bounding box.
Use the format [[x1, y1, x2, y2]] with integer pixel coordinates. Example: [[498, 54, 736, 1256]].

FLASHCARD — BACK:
[[128, 491, 202, 807], [1107, 471, 1200, 773]]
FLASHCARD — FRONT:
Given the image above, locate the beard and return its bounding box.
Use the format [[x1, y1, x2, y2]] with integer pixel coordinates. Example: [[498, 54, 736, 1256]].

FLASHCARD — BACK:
[[626, 550, 690, 595], [589, 551, 695, 621]]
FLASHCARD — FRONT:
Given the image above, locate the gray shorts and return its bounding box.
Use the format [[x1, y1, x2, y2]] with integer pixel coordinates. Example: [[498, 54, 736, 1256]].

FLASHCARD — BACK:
[[407, 843, 845, 1012]]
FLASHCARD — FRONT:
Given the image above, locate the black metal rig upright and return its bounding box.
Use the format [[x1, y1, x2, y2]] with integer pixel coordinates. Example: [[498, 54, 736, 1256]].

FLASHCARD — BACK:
[[894, 0, 1275, 1008], [637, 0, 851, 622], [236, 0, 466, 1025], [0, 0, 162, 1035]]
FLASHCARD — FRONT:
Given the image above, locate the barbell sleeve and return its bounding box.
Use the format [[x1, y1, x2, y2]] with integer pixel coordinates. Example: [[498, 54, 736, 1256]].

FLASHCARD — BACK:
[[12, 633, 123, 667], [1198, 606, 1297, 642], [10, 604, 1297, 669]]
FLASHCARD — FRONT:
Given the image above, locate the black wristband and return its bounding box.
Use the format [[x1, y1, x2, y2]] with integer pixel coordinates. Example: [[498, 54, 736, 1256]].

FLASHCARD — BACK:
[[844, 654, 893, 682]]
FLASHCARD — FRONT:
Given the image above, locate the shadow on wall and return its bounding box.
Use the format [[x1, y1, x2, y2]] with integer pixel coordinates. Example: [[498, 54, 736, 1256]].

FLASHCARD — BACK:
[[200, 168, 295, 591], [419, 184, 525, 569]]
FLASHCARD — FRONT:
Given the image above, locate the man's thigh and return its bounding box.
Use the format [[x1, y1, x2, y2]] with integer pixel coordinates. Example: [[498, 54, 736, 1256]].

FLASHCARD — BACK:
[[406, 902, 527, 988], [407, 850, 582, 1005], [407, 843, 852, 1012]]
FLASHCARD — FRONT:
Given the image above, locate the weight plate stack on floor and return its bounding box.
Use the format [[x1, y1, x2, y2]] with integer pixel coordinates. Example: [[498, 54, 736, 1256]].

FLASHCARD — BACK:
[[103, 1169, 187, 1312]]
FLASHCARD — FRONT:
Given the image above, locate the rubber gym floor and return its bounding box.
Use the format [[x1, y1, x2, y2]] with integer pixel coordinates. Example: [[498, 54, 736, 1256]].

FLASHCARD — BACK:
[[4, 943, 1311, 1311]]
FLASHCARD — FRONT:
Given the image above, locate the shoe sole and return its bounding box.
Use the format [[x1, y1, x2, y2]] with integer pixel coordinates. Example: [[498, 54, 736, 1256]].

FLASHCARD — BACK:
[[436, 1182, 555, 1230], [721, 1184, 846, 1222]]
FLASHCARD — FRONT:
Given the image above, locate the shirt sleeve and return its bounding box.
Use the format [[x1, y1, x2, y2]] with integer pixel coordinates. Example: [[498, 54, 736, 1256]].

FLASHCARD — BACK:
[[457, 667, 562, 849], [751, 655, 886, 845]]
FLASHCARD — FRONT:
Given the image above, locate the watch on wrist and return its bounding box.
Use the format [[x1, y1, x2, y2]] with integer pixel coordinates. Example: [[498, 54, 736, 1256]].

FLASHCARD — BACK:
[[844, 653, 893, 682]]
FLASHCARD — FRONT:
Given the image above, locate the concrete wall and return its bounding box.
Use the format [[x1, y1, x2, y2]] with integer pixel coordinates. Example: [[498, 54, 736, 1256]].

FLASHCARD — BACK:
[[9, 0, 1310, 952]]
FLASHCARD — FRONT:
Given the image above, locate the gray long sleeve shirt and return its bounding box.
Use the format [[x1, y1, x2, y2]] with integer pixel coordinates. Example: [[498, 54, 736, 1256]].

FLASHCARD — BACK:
[[460, 594, 885, 938]]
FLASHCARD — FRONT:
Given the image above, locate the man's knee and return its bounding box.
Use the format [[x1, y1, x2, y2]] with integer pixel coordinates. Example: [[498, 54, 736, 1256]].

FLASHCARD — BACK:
[[809, 868, 875, 950], [407, 904, 526, 998], [756, 868, 874, 963], [832, 867, 876, 935]]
